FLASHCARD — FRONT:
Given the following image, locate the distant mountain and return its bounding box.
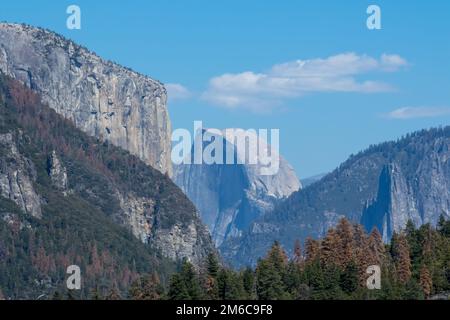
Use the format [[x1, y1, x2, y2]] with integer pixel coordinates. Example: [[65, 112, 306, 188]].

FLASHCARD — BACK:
[[301, 173, 328, 188], [0, 75, 214, 298], [174, 129, 301, 248], [222, 127, 450, 267]]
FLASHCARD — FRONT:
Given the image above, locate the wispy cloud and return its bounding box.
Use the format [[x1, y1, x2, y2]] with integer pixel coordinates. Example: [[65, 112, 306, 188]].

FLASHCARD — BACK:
[[202, 53, 407, 112], [385, 107, 450, 119], [165, 83, 191, 101]]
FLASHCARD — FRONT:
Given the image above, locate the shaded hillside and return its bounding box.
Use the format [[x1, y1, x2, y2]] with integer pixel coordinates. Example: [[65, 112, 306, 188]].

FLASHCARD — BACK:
[[0, 75, 213, 299]]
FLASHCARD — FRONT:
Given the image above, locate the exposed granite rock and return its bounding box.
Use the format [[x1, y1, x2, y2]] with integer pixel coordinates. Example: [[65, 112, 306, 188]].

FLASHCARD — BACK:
[[174, 129, 301, 248], [0, 23, 172, 175], [362, 135, 450, 241], [0, 132, 41, 218], [113, 188, 214, 265], [115, 191, 154, 244], [47, 150, 69, 194], [152, 221, 213, 266]]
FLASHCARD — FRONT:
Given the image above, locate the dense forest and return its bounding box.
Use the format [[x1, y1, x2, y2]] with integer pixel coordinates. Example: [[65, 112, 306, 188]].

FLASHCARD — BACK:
[[129, 217, 450, 300], [0, 74, 190, 299]]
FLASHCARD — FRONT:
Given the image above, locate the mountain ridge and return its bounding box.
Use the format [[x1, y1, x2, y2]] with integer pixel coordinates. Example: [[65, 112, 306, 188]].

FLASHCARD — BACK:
[[221, 126, 450, 267]]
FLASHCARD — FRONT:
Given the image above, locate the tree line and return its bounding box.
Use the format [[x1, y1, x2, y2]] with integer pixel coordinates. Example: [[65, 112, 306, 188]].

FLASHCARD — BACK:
[[128, 216, 450, 300]]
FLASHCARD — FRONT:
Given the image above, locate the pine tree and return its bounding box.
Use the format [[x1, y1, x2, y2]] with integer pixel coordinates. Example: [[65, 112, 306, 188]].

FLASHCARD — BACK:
[[437, 214, 450, 236], [204, 253, 220, 299], [267, 241, 288, 269], [204, 275, 219, 300], [304, 259, 325, 297], [206, 253, 219, 277], [217, 269, 244, 300], [129, 273, 164, 300], [168, 274, 190, 300], [255, 258, 286, 300], [353, 224, 370, 284], [304, 237, 320, 264], [180, 260, 203, 299], [336, 218, 355, 267], [321, 228, 340, 267], [419, 265, 432, 299], [241, 268, 255, 299], [392, 233, 412, 284], [368, 227, 385, 266], [0, 288, 4, 300], [255, 242, 289, 300], [339, 261, 359, 295]]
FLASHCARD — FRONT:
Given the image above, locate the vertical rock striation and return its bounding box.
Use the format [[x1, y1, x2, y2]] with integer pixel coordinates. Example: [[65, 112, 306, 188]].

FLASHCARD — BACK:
[[0, 23, 172, 175], [0, 132, 42, 218]]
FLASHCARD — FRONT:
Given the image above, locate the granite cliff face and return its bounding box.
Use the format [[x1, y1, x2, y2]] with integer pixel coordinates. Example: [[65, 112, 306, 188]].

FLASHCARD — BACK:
[[0, 132, 42, 218], [0, 23, 172, 175], [224, 127, 450, 267], [0, 72, 214, 266], [174, 129, 301, 248], [361, 134, 450, 241]]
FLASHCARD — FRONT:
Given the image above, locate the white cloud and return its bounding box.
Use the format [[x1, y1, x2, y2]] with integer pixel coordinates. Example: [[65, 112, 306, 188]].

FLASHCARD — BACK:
[[165, 83, 191, 101], [385, 107, 450, 119], [202, 53, 407, 111]]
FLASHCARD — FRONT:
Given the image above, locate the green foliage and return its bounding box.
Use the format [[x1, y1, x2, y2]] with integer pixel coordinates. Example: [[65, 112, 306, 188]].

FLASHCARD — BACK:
[[154, 218, 450, 301], [0, 74, 182, 299]]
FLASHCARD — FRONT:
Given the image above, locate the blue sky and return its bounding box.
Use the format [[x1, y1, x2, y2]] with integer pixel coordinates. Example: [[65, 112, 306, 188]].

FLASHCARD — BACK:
[[1, 0, 449, 178]]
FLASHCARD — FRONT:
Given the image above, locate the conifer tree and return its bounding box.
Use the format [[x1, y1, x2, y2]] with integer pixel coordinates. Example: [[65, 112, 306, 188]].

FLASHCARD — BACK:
[[267, 241, 288, 269], [180, 260, 203, 299], [168, 274, 190, 300], [255, 258, 285, 300], [340, 261, 359, 295], [419, 265, 432, 299], [336, 218, 355, 267], [241, 268, 255, 299], [206, 253, 219, 278], [353, 224, 370, 284], [304, 237, 320, 264], [368, 227, 385, 266], [392, 233, 412, 284], [217, 269, 244, 300], [204, 253, 220, 299], [129, 273, 164, 300], [437, 214, 450, 236], [321, 228, 340, 267]]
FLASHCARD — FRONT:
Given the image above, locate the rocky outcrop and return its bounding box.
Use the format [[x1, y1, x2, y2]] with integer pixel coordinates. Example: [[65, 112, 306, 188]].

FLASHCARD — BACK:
[[0, 23, 172, 175], [47, 150, 69, 194], [114, 189, 212, 265], [0, 132, 41, 218], [153, 221, 214, 264], [174, 129, 301, 248]]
